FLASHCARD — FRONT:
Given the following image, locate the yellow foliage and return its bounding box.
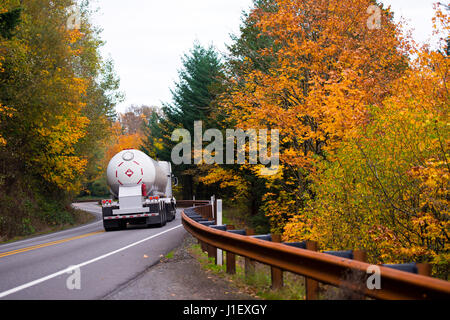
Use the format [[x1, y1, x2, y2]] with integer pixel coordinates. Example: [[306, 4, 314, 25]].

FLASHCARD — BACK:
[[216, 1, 448, 275], [282, 23, 449, 274], [199, 164, 250, 201]]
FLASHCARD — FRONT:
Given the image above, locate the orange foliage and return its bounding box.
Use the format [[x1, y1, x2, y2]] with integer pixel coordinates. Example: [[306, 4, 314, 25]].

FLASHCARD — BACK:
[[103, 121, 143, 167], [224, 0, 406, 169], [216, 0, 448, 274], [282, 8, 449, 274]]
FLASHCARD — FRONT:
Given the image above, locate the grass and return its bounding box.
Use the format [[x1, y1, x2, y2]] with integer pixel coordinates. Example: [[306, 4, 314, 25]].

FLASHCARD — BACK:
[[221, 206, 248, 230], [189, 242, 306, 300], [0, 207, 95, 245], [165, 250, 175, 259]]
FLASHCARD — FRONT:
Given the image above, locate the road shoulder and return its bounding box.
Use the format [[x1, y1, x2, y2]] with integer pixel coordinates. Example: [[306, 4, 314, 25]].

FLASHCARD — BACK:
[[103, 234, 256, 300]]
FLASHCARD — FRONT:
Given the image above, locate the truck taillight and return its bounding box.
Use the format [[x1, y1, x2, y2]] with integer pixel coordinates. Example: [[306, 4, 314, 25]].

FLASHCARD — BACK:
[[102, 199, 112, 207], [154, 196, 159, 200]]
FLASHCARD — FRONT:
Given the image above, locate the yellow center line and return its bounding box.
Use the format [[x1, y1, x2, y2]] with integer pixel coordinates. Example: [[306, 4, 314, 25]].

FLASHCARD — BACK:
[[0, 231, 105, 259]]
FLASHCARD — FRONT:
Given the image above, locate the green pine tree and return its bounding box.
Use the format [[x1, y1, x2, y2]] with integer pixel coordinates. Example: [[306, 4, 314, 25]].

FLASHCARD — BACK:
[[141, 42, 225, 200], [0, 7, 21, 39]]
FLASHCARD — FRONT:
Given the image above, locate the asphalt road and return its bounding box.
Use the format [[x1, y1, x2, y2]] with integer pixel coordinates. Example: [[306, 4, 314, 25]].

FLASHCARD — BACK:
[[0, 202, 186, 300]]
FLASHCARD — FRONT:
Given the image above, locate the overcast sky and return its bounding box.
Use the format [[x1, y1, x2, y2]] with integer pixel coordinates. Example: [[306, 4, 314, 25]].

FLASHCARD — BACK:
[[89, 0, 443, 114]]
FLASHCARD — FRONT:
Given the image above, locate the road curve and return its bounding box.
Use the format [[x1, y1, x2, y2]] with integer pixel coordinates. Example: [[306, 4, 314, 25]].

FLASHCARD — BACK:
[[0, 202, 186, 300]]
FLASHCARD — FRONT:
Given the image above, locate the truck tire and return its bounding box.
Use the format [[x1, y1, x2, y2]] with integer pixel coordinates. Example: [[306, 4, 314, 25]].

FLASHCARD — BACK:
[[103, 206, 121, 231], [118, 220, 127, 230], [158, 211, 167, 227], [171, 204, 177, 221], [162, 210, 167, 226], [165, 206, 174, 222], [104, 221, 119, 232]]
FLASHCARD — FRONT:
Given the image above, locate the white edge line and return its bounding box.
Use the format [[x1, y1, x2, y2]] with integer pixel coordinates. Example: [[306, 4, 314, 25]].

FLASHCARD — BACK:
[[0, 224, 183, 299]]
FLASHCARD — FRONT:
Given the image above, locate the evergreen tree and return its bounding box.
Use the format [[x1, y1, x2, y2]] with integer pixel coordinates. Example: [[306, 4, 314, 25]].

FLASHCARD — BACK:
[[227, 0, 278, 76], [0, 7, 21, 39], [163, 42, 223, 131], [142, 43, 224, 200]]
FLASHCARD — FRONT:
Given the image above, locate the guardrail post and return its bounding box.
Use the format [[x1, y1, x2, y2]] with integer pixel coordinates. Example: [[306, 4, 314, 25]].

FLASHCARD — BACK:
[[353, 250, 367, 262], [182, 206, 450, 300], [192, 205, 206, 252], [245, 229, 256, 279], [305, 240, 319, 300], [216, 199, 223, 266], [200, 240, 207, 253], [210, 195, 215, 219], [417, 263, 431, 277], [208, 205, 214, 221], [226, 225, 236, 274], [271, 234, 284, 290], [207, 243, 217, 264]]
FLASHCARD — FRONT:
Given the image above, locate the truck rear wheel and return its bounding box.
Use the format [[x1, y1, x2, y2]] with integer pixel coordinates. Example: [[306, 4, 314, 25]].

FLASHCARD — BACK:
[[104, 221, 119, 232], [158, 211, 167, 227], [162, 211, 167, 226], [170, 204, 176, 221], [169, 211, 175, 222], [165, 206, 173, 222], [118, 220, 127, 230]]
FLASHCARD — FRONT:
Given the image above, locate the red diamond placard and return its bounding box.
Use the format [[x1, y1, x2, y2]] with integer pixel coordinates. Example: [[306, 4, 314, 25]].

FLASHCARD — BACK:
[[125, 168, 134, 177]]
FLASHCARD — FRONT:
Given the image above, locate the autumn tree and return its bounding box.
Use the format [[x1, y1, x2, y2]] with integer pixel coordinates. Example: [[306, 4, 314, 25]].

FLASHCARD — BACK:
[[103, 122, 143, 165], [0, 0, 121, 239], [277, 5, 449, 277], [120, 105, 155, 135], [219, 0, 408, 232], [81, 105, 155, 199], [285, 19, 449, 277], [104, 105, 155, 164], [0, 6, 18, 146]]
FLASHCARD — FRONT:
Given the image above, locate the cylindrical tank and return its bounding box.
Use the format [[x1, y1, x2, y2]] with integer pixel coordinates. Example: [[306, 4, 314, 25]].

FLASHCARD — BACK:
[[106, 149, 168, 197]]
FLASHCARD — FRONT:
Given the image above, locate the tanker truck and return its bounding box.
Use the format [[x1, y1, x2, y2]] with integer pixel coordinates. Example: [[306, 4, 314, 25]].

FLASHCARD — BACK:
[[101, 149, 177, 231]]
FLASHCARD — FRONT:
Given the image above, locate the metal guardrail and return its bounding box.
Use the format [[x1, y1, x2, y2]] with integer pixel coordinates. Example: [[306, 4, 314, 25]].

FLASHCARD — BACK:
[[177, 200, 211, 208], [181, 202, 450, 300]]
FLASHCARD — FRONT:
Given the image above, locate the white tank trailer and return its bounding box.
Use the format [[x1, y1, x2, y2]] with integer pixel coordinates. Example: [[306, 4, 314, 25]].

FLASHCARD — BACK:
[[101, 149, 177, 231]]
